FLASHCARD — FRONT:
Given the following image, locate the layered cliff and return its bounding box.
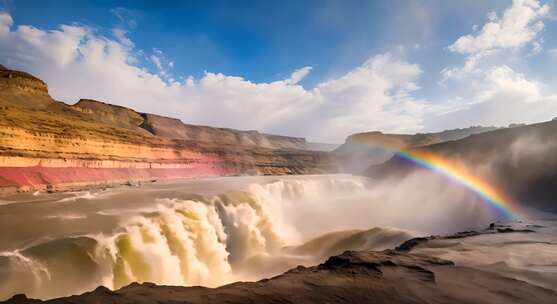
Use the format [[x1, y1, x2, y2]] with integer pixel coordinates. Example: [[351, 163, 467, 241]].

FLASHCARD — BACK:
[[0, 66, 337, 194], [334, 126, 497, 173]]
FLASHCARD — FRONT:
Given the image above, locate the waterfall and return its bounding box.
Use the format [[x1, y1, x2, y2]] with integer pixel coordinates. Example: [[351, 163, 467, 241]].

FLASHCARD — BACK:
[[0, 175, 416, 300]]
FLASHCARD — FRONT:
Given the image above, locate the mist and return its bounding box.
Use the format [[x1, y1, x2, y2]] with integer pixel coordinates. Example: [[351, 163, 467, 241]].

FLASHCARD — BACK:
[[0, 172, 508, 300]]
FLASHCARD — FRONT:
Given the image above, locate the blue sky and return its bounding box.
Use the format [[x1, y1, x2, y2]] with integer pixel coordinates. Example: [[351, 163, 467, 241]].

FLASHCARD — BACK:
[[1, 0, 557, 142], [2, 0, 514, 85]]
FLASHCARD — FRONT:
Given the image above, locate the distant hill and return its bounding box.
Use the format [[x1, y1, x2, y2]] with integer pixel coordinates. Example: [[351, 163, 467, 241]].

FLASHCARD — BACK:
[[334, 126, 497, 173], [366, 120, 557, 212], [304, 142, 339, 152]]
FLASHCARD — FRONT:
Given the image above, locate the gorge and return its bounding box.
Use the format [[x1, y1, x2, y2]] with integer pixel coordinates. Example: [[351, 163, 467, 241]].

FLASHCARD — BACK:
[[1, 65, 557, 304]]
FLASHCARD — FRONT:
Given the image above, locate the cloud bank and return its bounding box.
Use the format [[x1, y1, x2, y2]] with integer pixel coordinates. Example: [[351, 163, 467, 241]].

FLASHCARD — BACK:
[[0, 11, 428, 143], [1, 0, 556, 142], [429, 0, 557, 130]]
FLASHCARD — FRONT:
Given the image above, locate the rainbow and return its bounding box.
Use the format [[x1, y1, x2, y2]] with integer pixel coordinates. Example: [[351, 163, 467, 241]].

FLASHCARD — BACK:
[[368, 143, 519, 219]]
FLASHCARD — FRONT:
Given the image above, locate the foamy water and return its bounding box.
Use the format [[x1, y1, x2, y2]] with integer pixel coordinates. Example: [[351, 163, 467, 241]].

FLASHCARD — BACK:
[[0, 174, 543, 300]]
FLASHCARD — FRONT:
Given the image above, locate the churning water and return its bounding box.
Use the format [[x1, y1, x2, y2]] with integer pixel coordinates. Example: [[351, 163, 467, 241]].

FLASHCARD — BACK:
[[0, 174, 507, 300]]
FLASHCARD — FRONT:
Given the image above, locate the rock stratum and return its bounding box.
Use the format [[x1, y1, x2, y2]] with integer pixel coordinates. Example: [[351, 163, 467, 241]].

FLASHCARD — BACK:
[[4, 221, 556, 304], [0, 65, 337, 194]]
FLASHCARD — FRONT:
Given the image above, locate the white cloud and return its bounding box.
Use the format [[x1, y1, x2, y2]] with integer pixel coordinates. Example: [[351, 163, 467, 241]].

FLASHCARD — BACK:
[[0, 11, 12, 36], [285, 66, 312, 85], [440, 49, 499, 82], [110, 7, 137, 29], [0, 11, 427, 143], [312, 54, 426, 138], [427, 65, 557, 129], [529, 38, 543, 55], [431, 0, 557, 130], [150, 54, 163, 70], [449, 0, 549, 55], [549, 48, 557, 59], [482, 66, 541, 103], [112, 28, 134, 49], [4, 2, 554, 144], [442, 0, 550, 82]]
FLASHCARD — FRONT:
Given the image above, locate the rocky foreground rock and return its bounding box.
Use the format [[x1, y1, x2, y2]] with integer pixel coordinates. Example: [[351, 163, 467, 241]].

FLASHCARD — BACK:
[[4, 222, 556, 304]]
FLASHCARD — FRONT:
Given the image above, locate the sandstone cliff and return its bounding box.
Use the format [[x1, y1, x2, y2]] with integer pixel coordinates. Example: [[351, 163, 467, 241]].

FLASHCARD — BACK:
[[0, 66, 337, 194]]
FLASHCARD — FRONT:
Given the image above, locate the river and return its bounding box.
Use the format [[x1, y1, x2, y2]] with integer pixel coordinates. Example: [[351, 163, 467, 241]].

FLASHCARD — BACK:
[[0, 174, 528, 300]]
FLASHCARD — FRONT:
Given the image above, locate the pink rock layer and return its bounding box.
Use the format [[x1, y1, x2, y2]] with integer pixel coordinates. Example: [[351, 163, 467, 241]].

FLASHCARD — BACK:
[[0, 164, 237, 192], [0, 66, 337, 194]]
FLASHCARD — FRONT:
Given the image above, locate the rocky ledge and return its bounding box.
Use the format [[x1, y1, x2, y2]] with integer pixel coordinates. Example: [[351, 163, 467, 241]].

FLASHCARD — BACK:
[[4, 221, 556, 304]]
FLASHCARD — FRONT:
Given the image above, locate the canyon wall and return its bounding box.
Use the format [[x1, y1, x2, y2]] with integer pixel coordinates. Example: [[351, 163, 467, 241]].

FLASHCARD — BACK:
[[0, 65, 337, 194], [333, 126, 498, 173], [365, 119, 557, 212]]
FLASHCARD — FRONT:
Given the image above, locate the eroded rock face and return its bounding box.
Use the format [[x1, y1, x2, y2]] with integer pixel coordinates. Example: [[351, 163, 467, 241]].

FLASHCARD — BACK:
[[0, 67, 48, 96], [139, 112, 308, 149], [0, 66, 337, 194], [71, 99, 151, 135], [0, 66, 51, 110], [69, 98, 309, 149]]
